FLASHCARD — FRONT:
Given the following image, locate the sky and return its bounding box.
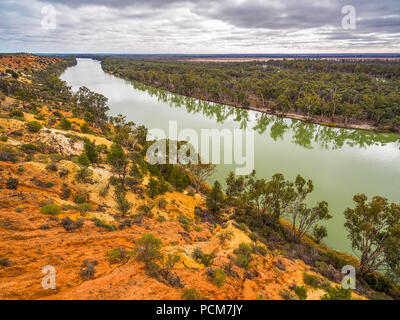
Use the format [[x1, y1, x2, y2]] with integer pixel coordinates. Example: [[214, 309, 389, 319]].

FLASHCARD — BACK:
[[0, 0, 399, 54]]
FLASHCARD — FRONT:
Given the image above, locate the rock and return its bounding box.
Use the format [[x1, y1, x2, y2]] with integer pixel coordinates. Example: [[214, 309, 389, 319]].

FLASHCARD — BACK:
[[37, 129, 84, 156]]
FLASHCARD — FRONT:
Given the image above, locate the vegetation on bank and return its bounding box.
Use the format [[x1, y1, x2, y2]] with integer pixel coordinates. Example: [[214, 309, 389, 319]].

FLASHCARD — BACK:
[[102, 57, 400, 132]]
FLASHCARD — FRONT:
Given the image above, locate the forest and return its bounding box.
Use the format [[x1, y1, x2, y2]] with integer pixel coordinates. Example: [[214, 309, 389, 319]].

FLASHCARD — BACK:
[[101, 57, 400, 132]]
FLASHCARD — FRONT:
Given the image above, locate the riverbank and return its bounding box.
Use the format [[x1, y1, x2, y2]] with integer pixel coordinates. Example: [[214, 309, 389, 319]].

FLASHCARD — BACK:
[[101, 68, 388, 134]]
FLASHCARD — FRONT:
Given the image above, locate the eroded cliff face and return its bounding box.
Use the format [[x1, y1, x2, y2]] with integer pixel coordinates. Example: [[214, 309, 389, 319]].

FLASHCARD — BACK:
[[0, 115, 350, 301]]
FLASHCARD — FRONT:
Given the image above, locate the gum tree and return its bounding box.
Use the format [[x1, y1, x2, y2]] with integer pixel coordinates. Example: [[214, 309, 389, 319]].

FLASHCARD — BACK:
[[344, 194, 400, 276]]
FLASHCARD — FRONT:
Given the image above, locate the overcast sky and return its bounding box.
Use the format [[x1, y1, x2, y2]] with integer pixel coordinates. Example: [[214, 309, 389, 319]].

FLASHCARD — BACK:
[[0, 0, 399, 53]]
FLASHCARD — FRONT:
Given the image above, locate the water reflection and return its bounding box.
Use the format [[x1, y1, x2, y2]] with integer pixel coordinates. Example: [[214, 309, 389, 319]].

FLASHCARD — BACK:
[[130, 81, 400, 150]]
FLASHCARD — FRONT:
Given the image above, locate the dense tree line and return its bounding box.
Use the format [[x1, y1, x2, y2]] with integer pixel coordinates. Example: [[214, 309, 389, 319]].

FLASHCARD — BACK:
[[102, 57, 400, 132]]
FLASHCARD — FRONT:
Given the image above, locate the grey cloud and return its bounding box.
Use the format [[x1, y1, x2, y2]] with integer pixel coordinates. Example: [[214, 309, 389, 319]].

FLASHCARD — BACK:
[[0, 0, 399, 53]]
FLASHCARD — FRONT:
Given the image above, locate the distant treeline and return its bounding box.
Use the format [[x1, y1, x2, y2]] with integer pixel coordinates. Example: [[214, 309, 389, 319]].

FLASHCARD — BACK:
[[102, 58, 400, 132]]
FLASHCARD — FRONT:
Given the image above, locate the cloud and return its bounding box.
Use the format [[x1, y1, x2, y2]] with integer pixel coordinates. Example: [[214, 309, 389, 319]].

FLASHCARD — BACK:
[[0, 0, 399, 53]]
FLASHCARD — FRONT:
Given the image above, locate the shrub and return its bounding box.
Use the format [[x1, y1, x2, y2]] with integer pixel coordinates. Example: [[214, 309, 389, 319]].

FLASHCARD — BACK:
[[20, 143, 38, 154], [6, 178, 18, 190], [9, 109, 23, 118], [119, 219, 133, 229], [83, 139, 98, 164], [147, 177, 169, 198], [363, 272, 393, 295], [107, 247, 127, 263], [0, 136, 8, 142], [61, 185, 71, 200], [26, 121, 42, 133], [193, 225, 202, 232], [34, 114, 46, 121], [92, 218, 118, 231], [99, 184, 110, 198], [0, 258, 14, 267], [134, 233, 163, 267], [114, 184, 132, 217], [158, 198, 167, 209], [254, 245, 268, 256], [201, 254, 214, 267], [59, 169, 70, 178], [295, 285, 308, 300], [77, 153, 90, 167], [182, 288, 205, 300], [192, 247, 203, 261], [178, 215, 191, 224], [303, 272, 331, 291], [59, 118, 72, 130], [46, 163, 58, 172], [280, 289, 298, 300], [218, 231, 233, 244], [80, 259, 98, 280], [321, 286, 352, 300], [210, 268, 227, 287], [74, 190, 89, 204], [76, 203, 93, 215], [40, 204, 61, 215], [0, 150, 19, 163], [234, 243, 254, 270], [61, 217, 84, 231], [138, 205, 153, 218], [125, 176, 141, 189]]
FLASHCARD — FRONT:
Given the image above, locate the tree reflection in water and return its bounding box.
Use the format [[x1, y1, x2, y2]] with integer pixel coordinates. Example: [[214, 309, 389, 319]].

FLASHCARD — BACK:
[[131, 80, 400, 150]]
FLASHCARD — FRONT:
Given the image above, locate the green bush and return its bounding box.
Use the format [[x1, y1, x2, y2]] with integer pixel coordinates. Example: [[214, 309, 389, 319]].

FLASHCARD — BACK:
[[74, 190, 90, 204], [75, 167, 93, 181], [201, 254, 214, 267], [40, 204, 61, 215], [321, 286, 352, 300], [147, 177, 169, 198], [254, 245, 268, 256], [295, 285, 308, 300], [93, 218, 118, 231], [77, 153, 90, 167], [59, 118, 72, 130], [76, 203, 93, 215], [182, 288, 205, 300], [134, 233, 163, 266], [303, 272, 331, 291], [0, 136, 8, 142], [26, 121, 42, 133], [20, 143, 38, 154], [107, 247, 127, 263], [234, 243, 254, 270], [138, 205, 154, 218], [210, 268, 227, 287], [9, 109, 24, 118]]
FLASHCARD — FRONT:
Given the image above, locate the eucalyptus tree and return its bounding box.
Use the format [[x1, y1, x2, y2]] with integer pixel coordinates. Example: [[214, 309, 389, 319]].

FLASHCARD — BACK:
[[344, 194, 400, 277]]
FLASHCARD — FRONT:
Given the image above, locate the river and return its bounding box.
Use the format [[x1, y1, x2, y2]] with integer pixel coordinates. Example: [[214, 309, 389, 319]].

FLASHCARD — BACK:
[[61, 58, 400, 253]]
